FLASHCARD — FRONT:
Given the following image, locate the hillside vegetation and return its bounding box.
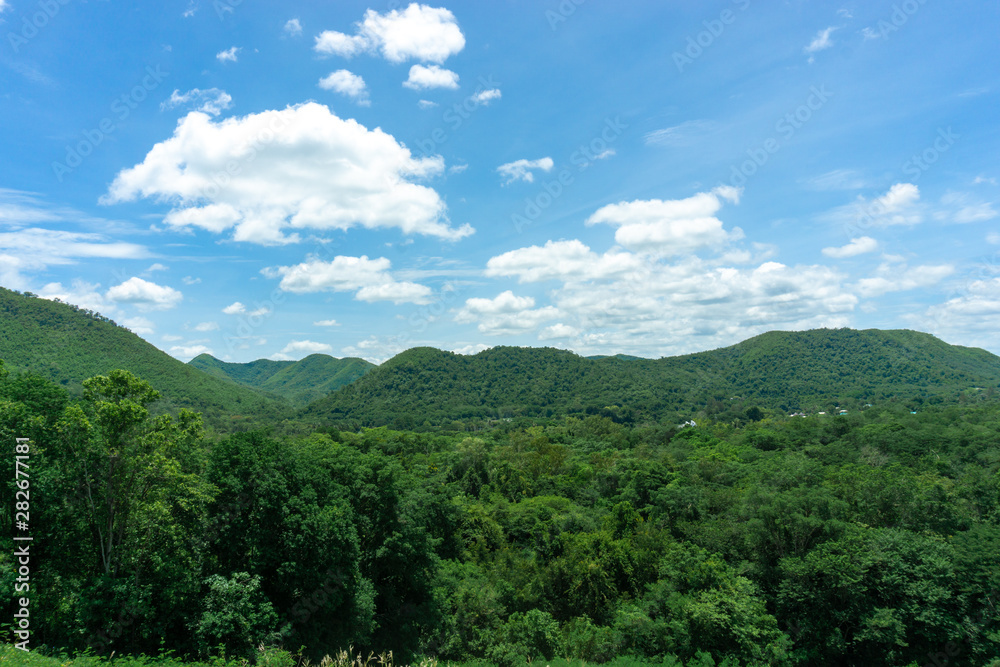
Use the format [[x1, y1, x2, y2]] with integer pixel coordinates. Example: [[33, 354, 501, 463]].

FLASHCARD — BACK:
[[302, 329, 1000, 429], [2, 359, 999, 667], [189, 353, 374, 407], [0, 287, 291, 429]]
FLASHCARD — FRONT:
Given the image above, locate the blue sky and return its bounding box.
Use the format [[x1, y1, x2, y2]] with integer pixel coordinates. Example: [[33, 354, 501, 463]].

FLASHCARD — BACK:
[[1, 0, 998, 363]]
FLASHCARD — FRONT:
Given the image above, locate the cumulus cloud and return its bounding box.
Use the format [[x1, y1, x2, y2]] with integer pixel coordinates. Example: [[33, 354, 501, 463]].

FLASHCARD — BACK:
[[486, 239, 642, 283], [470, 88, 501, 105], [920, 277, 1000, 350], [822, 236, 879, 258], [121, 316, 155, 335], [284, 18, 302, 36], [273, 340, 334, 361], [455, 187, 863, 356], [264, 255, 432, 304], [216, 47, 240, 63], [455, 291, 560, 335], [417, 99, 438, 109], [161, 88, 233, 116], [170, 344, 213, 360], [38, 280, 116, 316], [318, 70, 370, 105], [314, 3, 465, 64], [497, 157, 554, 185], [102, 102, 472, 244], [106, 277, 182, 311], [314, 319, 340, 326], [403, 64, 459, 90], [855, 263, 954, 297], [828, 183, 923, 234], [193, 321, 219, 332], [222, 301, 245, 315], [586, 186, 743, 255]]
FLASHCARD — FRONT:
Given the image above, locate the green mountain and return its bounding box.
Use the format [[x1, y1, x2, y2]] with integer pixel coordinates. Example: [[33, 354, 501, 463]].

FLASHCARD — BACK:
[[301, 328, 1000, 429], [189, 352, 374, 406], [0, 287, 291, 429]]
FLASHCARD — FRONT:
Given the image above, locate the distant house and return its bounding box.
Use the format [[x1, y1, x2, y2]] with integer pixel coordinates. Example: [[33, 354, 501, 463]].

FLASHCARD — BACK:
[[818, 411, 826, 415], [839, 410, 848, 415]]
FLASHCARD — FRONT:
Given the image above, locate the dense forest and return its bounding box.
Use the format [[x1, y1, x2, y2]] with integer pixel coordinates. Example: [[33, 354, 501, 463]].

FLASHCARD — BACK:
[[2, 290, 1000, 665], [2, 354, 1000, 666]]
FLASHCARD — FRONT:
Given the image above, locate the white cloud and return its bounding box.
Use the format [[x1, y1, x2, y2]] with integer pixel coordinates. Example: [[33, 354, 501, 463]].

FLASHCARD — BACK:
[[855, 263, 954, 297], [448, 163, 468, 175], [644, 120, 716, 147], [122, 316, 155, 335], [193, 321, 219, 332], [0, 225, 148, 287], [318, 70, 370, 105], [103, 102, 472, 244], [106, 277, 183, 311], [249, 306, 271, 317], [314, 319, 340, 326], [222, 301, 245, 315], [988, 232, 1000, 245], [920, 277, 1000, 349], [804, 27, 837, 62], [273, 339, 334, 361], [973, 175, 997, 185], [38, 280, 116, 316], [486, 239, 642, 283], [455, 291, 561, 335], [284, 18, 302, 36], [146, 263, 169, 273], [470, 88, 501, 105], [182, 276, 201, 285], [828, 183, 923, 233], [264, 255, 432, 304], [803, 169, 867, 191], [162, 88, 233, 116], [216, 47, 240, 63], [936, 191, 997, 224], [162, 334, 183, 342], [455, 187, 863, 355], [539, 323, 580, 340], [417, 99, 439, 109], [452, 343, 492, 355], [497, 157, 554, 185], [585, 186, 743, 255], [170, 344, 213, 360], [314, 3, 465, 64], [822, 236, 879, 258], [403, 64, 459, 90]]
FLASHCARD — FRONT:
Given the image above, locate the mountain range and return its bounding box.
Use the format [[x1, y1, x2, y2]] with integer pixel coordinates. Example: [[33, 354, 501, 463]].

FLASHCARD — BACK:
[[2, 286, 998, 431]]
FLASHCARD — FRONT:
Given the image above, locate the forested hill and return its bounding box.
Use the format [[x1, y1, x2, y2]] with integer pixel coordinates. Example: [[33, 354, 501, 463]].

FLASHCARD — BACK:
[[302, 328, 1000, 429], [0, 287, 291, 428], [189, 352, 374, 406]]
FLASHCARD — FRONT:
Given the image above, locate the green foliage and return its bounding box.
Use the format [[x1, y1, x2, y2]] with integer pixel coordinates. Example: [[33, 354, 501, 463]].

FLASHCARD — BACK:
[[0, 287, 292, 430], [188, 353, 374, 407], [195, 573, 280, 661], [302, 329, 1000, 429], [5, 324, 1000, 667]]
